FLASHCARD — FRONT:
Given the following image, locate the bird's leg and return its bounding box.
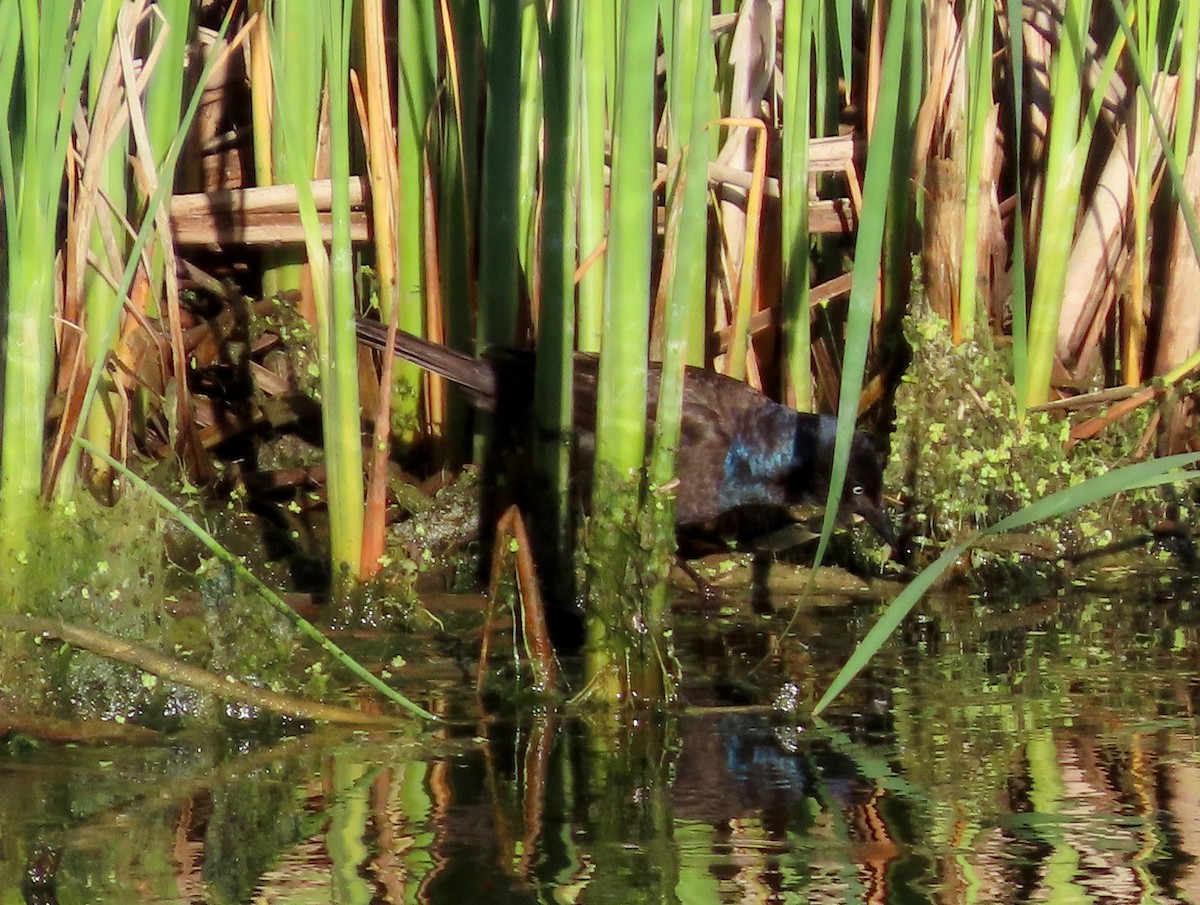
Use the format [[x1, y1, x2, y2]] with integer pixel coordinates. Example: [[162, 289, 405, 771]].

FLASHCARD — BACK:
[[673, 554, 721, 601], [476, 506, 559, 698]]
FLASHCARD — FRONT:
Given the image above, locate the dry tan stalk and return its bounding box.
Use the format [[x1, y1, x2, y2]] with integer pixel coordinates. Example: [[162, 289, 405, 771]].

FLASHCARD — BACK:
[[360, 0, 404, 577], [245, 5, 274, 184], [117, 1, 215, 482], [1057, 76, 1179, 375], [713, 0, 776, 374], [923, 157, 964, 326], [1020, 2, 1056, 247], [359, 0, 400, 302], [916, 4, 966, 325], [0, 614, 398, 726], [169, 176, 369, 245], [978, 102, 1007, 325], [1153, 103, 1200, 378], [912, 0, 962, 181], [1153, 100, 1200, 453], [49, 5, 142, 495], [171, 175, 367, 215], [918, 0, 1007, 337], [173, 210, 371, 246], [864, 1, 880, 137]]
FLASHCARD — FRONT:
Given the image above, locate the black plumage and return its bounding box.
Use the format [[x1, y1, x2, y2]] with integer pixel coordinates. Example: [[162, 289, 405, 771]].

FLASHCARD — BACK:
[[356, 319, 895, 548]]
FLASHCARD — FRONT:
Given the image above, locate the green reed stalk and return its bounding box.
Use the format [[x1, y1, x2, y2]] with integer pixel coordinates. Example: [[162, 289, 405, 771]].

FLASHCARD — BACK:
[[321, 0, 363, 587], [140, 0, 192, 284], [883, 2, 923, 340], [957, 0, 993, 343], [394, 0, 436, 437], [514, 3, 542, 294], [584, 1, 658, 702], [833, 0, 853, 92], [437, 0, 481, 361], [673, 1, 715, 371], [781, 1, 817, 411], [270, 2, 364, 587], [575, 0, 609, 354], [79, 1, 129, 497], [1023, 0, 1093, 408], [0, 1, 101, 563], [252, 1, 322, 301], [1127, 0, 1166, 383], [477, 0, 522, 348], [532, 0, 578, 601], [603, 0, 621, 121], [592, 3, 655, 483], [662, 0, 711, 374], [815, 1, 840, 135], [640, 0, 712, 696], [1006, 0, 1029, 405], [1175, 4, 1199, 175]]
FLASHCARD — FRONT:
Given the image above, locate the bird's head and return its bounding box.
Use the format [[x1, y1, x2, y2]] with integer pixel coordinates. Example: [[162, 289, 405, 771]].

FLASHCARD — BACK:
[[841, 433, 896, 548]]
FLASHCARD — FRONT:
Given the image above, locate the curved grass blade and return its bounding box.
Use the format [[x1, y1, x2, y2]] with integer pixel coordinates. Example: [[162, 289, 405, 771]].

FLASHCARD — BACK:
[[812, 452, 1200, 717]]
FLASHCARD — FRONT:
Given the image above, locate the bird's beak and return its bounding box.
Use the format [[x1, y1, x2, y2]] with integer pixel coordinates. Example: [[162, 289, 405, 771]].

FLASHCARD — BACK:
[[856, 501, 897, 549]]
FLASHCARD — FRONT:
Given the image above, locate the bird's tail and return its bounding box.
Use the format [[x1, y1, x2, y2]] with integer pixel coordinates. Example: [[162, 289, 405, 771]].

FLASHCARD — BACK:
[[355, 318, 497, 410]]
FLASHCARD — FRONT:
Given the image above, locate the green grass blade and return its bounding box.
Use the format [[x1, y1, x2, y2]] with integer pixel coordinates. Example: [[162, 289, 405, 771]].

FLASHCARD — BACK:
[[813, 452, 1200, 716]]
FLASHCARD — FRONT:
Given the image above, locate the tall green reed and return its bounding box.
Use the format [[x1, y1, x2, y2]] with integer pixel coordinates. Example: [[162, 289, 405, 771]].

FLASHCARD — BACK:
[[576, 0, 609, 355], [583, 0, 660, 701], [268, 0, 364, 587], [1023, 0, 1094, 409], [780, 1, 817, 411], [639, 0, 714, 696], [531, 0, 578, 603], [477, 0, 522, 349], [249, 0, 322, 303], [957, 0, 993, 344], [77, 1, 129, 497], [393, 0, 437, 440], [0, 1, 102, 561]]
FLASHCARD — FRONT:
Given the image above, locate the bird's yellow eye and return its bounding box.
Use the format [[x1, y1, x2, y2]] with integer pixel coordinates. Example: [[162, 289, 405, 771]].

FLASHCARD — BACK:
[[852, 485, 864, 495]]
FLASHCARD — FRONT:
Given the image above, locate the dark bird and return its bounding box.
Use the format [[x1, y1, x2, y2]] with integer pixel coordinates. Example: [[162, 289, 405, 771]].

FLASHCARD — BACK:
[[356, 319, 895, 549]]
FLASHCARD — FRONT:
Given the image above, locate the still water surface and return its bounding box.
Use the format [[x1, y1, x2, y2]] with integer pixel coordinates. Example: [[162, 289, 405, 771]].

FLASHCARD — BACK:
[[3, 567, 1199, 903]]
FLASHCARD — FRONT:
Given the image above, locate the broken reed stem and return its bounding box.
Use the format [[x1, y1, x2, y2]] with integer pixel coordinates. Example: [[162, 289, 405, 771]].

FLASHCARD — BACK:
[[1, 614, 398, 726]]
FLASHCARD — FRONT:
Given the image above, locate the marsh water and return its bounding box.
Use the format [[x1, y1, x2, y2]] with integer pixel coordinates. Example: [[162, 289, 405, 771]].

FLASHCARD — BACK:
[[3, 562, 1200, 904]]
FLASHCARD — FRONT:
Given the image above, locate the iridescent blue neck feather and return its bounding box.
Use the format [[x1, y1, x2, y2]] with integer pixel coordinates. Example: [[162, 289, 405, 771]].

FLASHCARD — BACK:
[[717, 406, 827, 510]]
